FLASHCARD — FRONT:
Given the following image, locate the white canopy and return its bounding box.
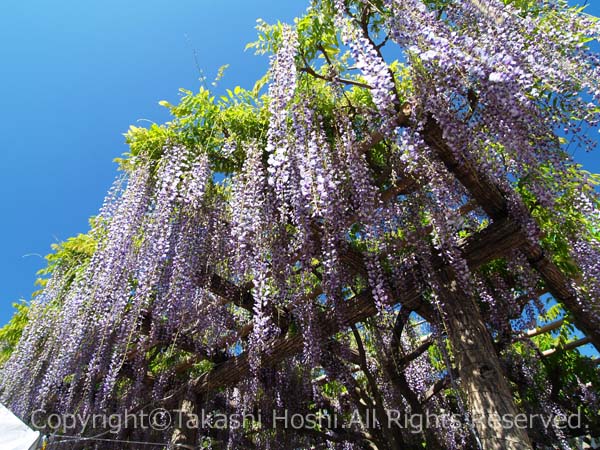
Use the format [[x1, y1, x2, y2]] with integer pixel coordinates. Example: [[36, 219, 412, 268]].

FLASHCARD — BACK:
[[0, 403, 41, 450]]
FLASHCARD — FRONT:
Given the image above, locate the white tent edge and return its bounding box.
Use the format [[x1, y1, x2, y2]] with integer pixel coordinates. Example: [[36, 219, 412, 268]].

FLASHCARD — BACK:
[[0, 403, 42, 450]]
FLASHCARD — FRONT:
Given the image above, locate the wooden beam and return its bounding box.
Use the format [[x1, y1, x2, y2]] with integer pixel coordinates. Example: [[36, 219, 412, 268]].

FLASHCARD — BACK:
[[187, 217, 523, 394], [541, 336, 592, 357], [422, 115, 600, 352], [524, 319, 564, 338]]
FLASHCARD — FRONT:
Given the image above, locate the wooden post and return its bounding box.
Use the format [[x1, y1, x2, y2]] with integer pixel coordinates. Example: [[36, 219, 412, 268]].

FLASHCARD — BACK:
[[437, 265, 533, 450], [170, 392, 198, 450]]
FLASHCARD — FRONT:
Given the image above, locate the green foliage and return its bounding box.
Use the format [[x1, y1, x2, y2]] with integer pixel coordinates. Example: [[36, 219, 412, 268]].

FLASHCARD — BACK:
[[212, 64, 230, 88], [34, 231, 97, 294], [119, 85, 270, 175], [117, 122, 175, 171], [0, 231, 98, 366], [518, 164, 600, 277], [295, 5, 338, 63], [505, 304, 600, 435], [116, 0, 418, 182], [245, 19, 286, 56], [0, 301, 29, 366]]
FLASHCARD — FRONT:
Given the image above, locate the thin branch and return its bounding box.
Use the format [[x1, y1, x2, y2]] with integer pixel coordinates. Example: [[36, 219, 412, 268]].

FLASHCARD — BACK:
[[299, 65, 372, 90]]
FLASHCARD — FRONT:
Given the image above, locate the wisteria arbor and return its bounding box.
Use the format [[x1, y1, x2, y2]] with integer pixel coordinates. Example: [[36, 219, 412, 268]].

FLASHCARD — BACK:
[[2, 0, 600, 449]]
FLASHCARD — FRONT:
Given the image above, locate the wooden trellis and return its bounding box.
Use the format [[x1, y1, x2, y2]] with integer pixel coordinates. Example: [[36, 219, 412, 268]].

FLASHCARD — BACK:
[[171, 115, 598, 389], [156, 113, 598, 450]]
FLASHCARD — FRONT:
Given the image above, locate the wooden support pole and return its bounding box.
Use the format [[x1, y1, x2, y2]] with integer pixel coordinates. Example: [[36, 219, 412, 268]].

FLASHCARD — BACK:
[[436, 263, 533, 450], [170, 392, 199, 450]]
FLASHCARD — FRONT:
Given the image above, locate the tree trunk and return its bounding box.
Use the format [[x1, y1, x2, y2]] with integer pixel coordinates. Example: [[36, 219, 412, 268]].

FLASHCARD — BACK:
[[437, 266, 533, 450], [170, 393, 198, 450]]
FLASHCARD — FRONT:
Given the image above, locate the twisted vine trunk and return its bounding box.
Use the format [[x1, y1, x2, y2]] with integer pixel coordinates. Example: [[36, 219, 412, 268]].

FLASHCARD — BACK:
[[170, 393, 198, 450], [438, 266, 533, 450]]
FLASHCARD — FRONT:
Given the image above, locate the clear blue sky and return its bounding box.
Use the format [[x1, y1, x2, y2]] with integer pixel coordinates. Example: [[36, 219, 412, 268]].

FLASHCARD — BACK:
[[0, 0, 307, 325], [0, 1, 598, 326]]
